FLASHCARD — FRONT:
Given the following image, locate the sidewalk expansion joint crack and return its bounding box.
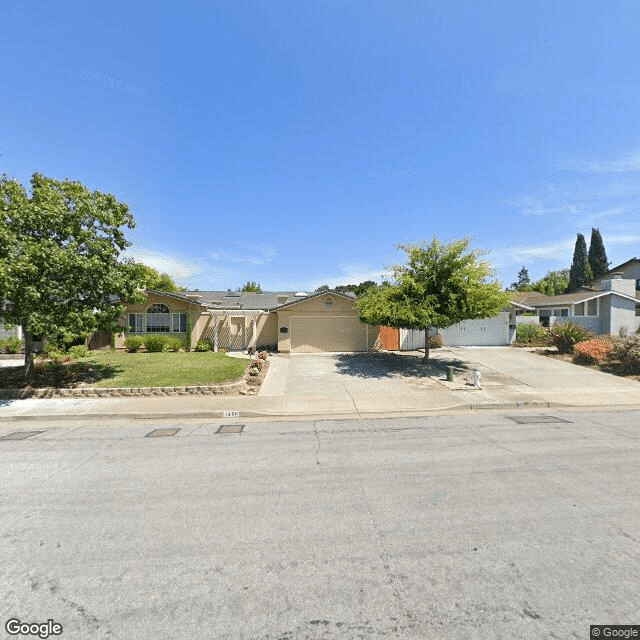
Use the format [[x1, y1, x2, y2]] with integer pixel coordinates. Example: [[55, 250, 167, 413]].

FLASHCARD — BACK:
[[313, 421, 321, 465]]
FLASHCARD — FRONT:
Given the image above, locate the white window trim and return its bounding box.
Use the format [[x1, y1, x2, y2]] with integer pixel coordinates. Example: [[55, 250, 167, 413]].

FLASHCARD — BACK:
[[171, 313, 187, 333], [574, 299, 599, 317], [128, 313, 143, 333]]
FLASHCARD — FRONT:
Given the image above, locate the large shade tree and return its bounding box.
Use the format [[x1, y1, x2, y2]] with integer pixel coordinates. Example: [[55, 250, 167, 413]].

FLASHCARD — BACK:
[[0, 172, 146, 380], [127, 262, 183, 292], [356, 237, 512, 361]]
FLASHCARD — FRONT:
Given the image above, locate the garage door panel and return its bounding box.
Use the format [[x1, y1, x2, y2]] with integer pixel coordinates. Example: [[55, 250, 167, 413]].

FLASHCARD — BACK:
[[291, 316, 367, 352]]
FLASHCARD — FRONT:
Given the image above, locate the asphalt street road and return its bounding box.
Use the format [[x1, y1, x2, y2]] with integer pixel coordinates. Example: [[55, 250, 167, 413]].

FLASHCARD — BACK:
[[0, 410, 638, 640]]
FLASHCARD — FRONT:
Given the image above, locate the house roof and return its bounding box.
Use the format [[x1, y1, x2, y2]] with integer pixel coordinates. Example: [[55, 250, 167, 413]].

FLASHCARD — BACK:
[[511, 291, 550, 307], [272, 289, 358, 310], [513, 288, 638, 308], [600, 257, 640, 276], [147, 289, 356, 311]]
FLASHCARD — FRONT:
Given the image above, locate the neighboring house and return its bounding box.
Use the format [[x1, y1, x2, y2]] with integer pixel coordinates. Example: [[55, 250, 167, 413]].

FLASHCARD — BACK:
[[597, 257, 640, 286], [512, 273, 640, 335], [116, 289, 378, 353]]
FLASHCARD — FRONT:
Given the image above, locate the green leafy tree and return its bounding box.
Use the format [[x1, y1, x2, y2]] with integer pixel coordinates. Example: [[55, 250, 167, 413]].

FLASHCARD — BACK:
[[127, 262, 182, 291], [588, 227, 609, 279], [532, 269, 570, 295], [354, 280, 377, 296], [511, 266, 531, 291], [0, 172, 146, 380], [328, 281, 378, 296], [239, 280, 262, 293], [568, 233, 593, 292], [315, 284, 330, 292], [356, 237, 512, 361]]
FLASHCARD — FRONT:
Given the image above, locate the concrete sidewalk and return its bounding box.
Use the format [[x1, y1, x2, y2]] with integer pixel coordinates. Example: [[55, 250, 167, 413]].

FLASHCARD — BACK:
[[1, 348, 639, 422]]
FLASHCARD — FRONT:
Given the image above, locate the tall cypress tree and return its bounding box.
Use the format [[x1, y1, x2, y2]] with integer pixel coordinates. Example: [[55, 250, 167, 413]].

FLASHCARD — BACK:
[[568, 233, 594, 292], [588, 227, 609, 279]]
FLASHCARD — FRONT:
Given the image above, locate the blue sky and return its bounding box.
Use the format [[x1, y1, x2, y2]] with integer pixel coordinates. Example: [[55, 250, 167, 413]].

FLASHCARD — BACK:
[[3, 1, 640, 290]]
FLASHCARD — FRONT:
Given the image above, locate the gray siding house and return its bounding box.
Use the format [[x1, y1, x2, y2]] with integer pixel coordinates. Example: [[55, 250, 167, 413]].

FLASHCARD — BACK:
[[512, 273, 639, 335]]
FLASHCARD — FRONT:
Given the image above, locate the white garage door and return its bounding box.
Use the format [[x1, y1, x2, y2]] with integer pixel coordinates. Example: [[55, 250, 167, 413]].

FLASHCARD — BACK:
[[439, 313, 510, 346], [291, 316, 368, 352]]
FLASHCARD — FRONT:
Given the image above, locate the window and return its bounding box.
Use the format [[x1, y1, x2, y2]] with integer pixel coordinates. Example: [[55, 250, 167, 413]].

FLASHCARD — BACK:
[[553, 308, 569, 317], [574, 302, 585, 316], [146, 303, 170, 333], [128, 313, 143, 333], [147, 304, 170, 313], [587, 298, 598, 316], [172, 313, 187, 332]]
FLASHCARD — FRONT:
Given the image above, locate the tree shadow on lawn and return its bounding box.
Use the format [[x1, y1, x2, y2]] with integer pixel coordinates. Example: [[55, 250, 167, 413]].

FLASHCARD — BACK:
[[0, 361, 122, 389], [333, 351, 470, 380]]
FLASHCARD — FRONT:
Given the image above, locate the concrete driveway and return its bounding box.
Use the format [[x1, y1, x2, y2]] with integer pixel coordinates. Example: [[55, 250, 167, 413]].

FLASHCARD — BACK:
[[259, 353, 459, 414], [259, 348, 640, 413], [445, 346, 640, 407]]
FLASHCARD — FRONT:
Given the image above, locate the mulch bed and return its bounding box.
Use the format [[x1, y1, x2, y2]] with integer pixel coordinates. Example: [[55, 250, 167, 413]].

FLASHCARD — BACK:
[[534, 348, 640, 382]]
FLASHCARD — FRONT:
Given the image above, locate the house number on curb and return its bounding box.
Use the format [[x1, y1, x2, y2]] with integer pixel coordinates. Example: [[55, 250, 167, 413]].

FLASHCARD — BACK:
[[223, 411, 240, 418]]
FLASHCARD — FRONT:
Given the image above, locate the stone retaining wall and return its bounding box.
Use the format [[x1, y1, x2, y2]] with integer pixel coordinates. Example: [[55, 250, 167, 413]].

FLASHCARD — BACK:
[[0, 380, 247, 399]]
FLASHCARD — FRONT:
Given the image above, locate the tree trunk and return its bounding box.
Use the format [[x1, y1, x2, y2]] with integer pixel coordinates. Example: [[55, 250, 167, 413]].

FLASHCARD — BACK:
[[23, 328, 35, 382], [423, 327, 430, 362]]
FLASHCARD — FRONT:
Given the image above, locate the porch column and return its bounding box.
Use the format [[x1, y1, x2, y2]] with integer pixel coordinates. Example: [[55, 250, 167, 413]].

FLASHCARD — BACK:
[[213, 316, 219, 352], [252, 318, 257, 350]]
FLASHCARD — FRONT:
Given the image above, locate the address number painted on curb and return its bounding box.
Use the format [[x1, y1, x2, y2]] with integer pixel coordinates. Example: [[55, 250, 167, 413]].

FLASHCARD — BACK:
[[223, 411, 240, 418]]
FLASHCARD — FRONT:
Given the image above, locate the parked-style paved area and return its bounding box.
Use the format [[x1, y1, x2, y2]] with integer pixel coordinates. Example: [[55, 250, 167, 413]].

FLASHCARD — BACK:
[[1, 348, 640, 422]]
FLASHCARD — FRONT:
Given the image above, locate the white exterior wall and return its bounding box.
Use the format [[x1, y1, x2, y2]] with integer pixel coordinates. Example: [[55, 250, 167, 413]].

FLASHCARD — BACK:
[[400, 314, 511, 348], [0, 321, 22, 340], [399, 328, 437, 351]]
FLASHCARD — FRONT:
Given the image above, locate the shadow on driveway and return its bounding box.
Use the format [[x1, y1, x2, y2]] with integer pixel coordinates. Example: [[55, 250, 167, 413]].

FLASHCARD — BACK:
[[333, 351, 470, 380]]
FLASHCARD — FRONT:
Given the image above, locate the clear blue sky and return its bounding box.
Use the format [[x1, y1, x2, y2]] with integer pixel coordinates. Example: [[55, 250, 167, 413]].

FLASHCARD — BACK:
[[3, 1, 640, 290]]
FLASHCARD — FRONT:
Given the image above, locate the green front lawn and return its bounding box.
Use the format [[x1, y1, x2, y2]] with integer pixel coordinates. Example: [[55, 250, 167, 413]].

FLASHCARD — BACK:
[[82, 350, 249, 388]]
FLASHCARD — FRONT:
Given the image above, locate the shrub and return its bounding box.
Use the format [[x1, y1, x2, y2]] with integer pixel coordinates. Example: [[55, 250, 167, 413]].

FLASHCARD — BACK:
[[549, 322, 595, 354], [46, 349, 66, 363], [515, 323, 549, 345], [166, 336, 183, 352], [124, 335, 144, 353], [43, 342, 62, 357], [69, 344, 89, 358], [195, 339, 211, 352], [144, 335, 168, 353], [607, 335, 640, 372], [3, 337, 23, 354], [573, 339, 612, 365], [427, 333, 443, 349]]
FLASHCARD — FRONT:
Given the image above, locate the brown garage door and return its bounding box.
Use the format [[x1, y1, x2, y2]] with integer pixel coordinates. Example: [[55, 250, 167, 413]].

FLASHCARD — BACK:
[[291, 316, 368, 352]]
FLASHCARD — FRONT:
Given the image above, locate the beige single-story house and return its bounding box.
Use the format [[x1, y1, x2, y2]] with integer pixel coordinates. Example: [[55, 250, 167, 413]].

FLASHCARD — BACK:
[[116, 289, 379, 353]]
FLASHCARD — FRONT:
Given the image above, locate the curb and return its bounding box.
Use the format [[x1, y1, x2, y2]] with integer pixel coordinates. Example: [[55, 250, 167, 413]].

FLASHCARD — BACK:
[[3, 400, 640, 423]]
